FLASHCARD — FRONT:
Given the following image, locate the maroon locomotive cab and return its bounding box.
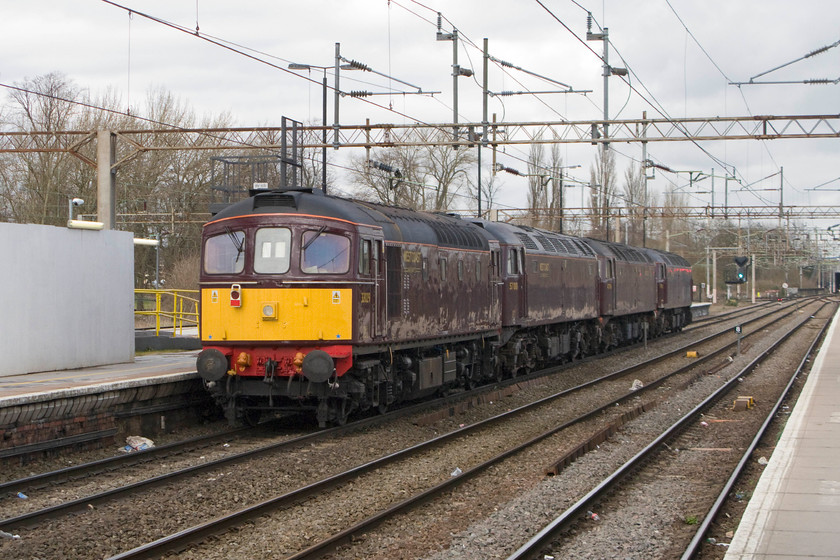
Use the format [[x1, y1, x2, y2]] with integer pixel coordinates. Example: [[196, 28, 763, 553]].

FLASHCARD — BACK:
[[502, 246, 527, 324], [599, 256, 616, 316]]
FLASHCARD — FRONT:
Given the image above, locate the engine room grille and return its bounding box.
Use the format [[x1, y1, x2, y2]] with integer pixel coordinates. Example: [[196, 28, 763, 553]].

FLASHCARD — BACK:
[[514, 232, 539, 250], [253, 193, 297, 210]]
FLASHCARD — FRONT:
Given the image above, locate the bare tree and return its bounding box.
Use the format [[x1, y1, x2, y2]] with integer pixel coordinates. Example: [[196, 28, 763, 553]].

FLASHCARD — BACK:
[[622, 161, 646, 246], [655, 183, 691, 252], [588, 146, 617, 239], [526, 143, 547, 227], [349, 142, 426, 208], [3, 73, 83, 225], [477, 167, 502, 218], [419, 129, 475, 211], [126, 87, 235, 285], [349, 129, 475, 212], [546, 144, 571, 233]]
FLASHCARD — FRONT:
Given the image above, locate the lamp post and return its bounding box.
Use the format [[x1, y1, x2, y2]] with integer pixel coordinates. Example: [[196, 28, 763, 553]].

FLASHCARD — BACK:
[[587, 22, 627, 243]]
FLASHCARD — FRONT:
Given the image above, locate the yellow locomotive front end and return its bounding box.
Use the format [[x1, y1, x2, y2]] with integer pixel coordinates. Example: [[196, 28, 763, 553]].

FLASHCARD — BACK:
[[200, 285, 353, 345], [196, 205, 378, 426]]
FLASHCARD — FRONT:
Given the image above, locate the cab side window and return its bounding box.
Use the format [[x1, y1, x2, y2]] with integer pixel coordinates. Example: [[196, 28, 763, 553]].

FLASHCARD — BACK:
[[359, 239, 372, 275], [507, 248, 519, 275]]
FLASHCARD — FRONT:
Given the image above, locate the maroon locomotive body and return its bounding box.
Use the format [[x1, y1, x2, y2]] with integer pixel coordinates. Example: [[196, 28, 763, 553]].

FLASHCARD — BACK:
[[197, 188, 693, 425]]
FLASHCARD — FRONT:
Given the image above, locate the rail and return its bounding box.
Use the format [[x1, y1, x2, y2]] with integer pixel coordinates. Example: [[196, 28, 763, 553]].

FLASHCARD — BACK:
[[134, 289, 199, 336]]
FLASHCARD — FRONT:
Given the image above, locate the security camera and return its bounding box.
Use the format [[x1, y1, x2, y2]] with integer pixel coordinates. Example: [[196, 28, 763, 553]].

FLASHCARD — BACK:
[[71, 198, 84, 206]]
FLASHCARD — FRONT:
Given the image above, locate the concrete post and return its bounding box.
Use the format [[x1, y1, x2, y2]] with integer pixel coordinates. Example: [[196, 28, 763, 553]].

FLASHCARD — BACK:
[[96, 130, 116, 229], [712, 250, 718, 304]]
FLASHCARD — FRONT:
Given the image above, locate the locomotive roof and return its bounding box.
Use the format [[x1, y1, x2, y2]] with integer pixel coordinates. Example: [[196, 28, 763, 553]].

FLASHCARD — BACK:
[[642, 247, 691, 267], [581, 238, 654, 263], [208, 188, 491, 251], [581, 238, 691, 267], [470, 219, 595, 258]]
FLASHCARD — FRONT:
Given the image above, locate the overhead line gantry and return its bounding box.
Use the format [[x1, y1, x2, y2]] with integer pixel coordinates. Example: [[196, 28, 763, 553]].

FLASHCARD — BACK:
[[1, 113, 838, 227]]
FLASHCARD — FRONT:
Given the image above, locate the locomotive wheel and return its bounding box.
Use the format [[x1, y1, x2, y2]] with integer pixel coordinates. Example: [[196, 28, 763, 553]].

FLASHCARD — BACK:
[[333, 398, 351, 425]]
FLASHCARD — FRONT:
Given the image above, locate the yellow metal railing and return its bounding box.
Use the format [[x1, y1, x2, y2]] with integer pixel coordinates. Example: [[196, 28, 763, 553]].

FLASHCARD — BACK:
[[135, 289, 199, 336]]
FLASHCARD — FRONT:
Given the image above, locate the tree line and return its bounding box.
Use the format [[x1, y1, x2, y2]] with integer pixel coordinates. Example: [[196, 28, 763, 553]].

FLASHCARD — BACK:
[[1, 72, 820, 295]]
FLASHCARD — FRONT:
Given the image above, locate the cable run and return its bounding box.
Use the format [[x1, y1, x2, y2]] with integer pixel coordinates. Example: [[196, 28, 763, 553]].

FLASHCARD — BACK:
[[99, 0, 454, 138]]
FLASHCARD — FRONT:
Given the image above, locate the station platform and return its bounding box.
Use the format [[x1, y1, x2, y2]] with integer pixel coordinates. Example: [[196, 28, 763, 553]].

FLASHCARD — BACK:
[[0, 350, 199, 402], [724, 309, 840, 559], [0, 332, 206, 458]]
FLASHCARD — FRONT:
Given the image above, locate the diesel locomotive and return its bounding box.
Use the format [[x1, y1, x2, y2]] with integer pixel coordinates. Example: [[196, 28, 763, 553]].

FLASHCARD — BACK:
[[196, 187, 693, 426]]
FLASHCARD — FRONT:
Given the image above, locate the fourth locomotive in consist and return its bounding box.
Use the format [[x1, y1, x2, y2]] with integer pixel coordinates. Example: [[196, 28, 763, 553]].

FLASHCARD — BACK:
[[196, 187, 693, 426]]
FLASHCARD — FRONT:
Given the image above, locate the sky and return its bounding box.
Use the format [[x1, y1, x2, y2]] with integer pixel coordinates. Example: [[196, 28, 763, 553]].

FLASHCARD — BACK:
[[1, 0, 838, 229]]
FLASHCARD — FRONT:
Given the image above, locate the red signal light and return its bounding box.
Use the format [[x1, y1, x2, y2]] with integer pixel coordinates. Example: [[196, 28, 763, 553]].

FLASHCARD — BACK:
[[230, 284, 242, 307]]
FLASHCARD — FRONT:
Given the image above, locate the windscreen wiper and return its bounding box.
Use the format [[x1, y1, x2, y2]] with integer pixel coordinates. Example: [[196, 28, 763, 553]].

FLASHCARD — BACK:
[[225, 227, 245, 262]]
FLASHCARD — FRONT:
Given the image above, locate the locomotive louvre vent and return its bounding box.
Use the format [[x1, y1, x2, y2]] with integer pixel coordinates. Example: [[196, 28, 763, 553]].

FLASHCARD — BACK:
[[534, 235, 557, 252], [574, 240, 595, 256], [550, 238, 568, 254], [630, 247, 653, 263], [663, 253, 690, 266], [609, 244, 651, 263], [428, 220, 485, 249], [555, 238, 575, 255], [514, 232, 539, 250], [253, 193, 297, 210]]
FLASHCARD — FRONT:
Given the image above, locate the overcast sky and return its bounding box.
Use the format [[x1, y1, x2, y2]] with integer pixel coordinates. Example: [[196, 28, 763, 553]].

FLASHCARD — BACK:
[[1, 0, 838, 219]]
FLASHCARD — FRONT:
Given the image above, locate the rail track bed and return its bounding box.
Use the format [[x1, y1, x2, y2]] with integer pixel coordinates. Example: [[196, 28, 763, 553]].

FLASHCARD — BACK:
[[504, 299, 834, 560], [0, 300, 821, 559]]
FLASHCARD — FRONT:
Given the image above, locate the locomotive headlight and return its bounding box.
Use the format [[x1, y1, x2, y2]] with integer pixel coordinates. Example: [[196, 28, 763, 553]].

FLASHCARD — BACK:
[[261, 302, 278, 320]]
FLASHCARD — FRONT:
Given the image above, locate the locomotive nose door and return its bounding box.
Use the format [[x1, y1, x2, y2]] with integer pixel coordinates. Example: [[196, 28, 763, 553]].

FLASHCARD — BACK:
[[502, 246, 527, 324], [374, 239, 385, 338], [490, 245, 501, 319], [656, 262, 666, 307]]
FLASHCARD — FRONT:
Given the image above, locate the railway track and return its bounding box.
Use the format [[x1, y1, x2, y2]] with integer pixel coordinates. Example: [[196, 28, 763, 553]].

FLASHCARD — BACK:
[[0, 300, 813, 559], [507, 299, 835, 560], [0, 299, 771, 495], [0, 426, 253, 496], [0, 299, 792, 521], [688, 299, 773, 327]]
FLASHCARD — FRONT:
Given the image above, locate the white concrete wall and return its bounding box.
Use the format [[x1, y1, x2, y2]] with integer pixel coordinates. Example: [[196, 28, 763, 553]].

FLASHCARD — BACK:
[[0, 222, 135, 375]]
